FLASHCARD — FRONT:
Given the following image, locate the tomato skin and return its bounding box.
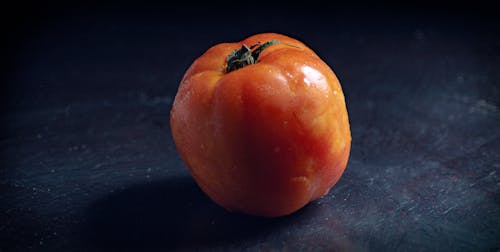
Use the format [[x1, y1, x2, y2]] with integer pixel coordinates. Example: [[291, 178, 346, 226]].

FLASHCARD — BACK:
[[170, 33, 351, 217]]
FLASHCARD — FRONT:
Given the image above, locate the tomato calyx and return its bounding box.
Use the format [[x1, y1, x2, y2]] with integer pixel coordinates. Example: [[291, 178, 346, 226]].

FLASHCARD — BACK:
[[226, 40, 281, 73]]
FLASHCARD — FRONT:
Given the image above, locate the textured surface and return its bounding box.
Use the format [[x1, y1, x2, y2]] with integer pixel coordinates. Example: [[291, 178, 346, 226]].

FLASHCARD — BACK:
[[1, 3, 499, 251]]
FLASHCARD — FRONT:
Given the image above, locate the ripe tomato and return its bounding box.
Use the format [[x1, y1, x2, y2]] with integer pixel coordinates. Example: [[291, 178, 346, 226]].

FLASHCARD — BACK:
[[170, 33, 351, 217]]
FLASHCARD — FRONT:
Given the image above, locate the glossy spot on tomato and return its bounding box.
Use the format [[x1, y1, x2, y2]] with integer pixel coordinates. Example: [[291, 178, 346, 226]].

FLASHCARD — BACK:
[[301, 66, 328, 91]]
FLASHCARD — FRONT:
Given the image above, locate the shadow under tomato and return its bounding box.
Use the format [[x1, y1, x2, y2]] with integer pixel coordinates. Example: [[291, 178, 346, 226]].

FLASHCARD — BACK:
[[83, 176, 311, 250]]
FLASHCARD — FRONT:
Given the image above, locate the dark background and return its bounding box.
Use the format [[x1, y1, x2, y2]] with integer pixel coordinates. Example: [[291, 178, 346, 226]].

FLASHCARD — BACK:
[[1, 1, 499, 251]]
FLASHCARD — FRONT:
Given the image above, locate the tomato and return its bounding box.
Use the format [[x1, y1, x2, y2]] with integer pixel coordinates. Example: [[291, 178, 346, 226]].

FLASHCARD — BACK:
[[170, 33, 351, 217]]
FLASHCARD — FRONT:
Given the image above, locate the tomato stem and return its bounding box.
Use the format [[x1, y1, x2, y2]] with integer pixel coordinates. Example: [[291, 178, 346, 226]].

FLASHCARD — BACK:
[[226, 40, 281, 73]]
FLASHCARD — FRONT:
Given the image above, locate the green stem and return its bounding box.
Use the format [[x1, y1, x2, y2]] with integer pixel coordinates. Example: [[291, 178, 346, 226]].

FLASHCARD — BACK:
[[226, 40, 281, 73]]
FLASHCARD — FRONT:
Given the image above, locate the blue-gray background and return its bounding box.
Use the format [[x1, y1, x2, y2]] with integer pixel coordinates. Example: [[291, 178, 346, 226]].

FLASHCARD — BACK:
[[1, 2, 499, 251]]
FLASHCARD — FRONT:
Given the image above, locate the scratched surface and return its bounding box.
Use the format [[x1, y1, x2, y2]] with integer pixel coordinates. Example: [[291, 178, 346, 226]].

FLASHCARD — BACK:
[[1, 4, 499, 251]]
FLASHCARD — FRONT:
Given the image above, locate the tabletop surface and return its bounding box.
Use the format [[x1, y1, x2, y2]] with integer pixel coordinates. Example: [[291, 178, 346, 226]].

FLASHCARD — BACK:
[[1, 3, 499, 251]]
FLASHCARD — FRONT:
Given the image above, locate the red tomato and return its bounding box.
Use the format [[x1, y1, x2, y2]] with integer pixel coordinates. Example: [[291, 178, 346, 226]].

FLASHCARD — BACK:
[[170, 33, 351, 217]]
